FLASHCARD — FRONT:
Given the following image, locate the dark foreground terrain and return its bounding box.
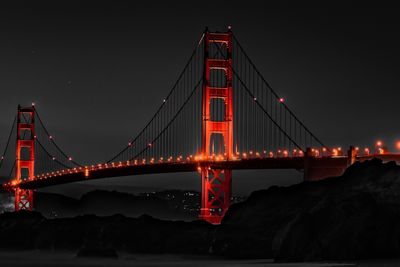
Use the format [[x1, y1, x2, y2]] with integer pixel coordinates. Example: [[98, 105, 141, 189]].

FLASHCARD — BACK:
[[1, 159, 400, 262], [215, 159, 400, 261]]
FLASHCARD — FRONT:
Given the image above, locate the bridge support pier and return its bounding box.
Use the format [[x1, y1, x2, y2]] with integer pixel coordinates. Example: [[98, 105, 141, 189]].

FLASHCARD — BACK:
[[200, 168, 232, 224], [15, 188, 34, 211], [304, 146, 357, 182], [347, 146, 357, 166]]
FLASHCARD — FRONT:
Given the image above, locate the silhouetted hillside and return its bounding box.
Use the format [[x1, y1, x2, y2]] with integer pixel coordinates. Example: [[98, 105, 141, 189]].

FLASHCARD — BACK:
[[35, 190, 198, 220], [213, 159, 400, 261]]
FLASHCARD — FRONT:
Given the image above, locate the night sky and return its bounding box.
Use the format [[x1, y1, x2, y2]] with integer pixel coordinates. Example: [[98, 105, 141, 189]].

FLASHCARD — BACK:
[[1, 3, 400, 194]]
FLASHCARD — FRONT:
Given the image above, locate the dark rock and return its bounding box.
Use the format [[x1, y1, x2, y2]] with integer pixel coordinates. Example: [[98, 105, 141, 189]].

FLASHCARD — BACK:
[[0, 211, 44, 249], [0, 211, 215, 254], [76, 247, 118, 258], [213, 159, 400, 261]]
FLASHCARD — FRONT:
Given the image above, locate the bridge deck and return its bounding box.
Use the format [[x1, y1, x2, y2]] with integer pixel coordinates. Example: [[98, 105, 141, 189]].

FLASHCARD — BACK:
[[3, 154, 399, 191], [2, 156, 352, 190]]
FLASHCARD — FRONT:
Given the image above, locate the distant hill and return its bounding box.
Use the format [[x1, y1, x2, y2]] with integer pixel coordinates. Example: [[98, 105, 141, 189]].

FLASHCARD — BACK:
[[35, 189, 199, 221], [38, 183, 161, 198]]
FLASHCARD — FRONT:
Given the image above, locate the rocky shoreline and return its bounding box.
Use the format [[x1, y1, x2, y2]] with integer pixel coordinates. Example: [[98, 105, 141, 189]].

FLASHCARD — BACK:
[[1, 159, 400, 262]]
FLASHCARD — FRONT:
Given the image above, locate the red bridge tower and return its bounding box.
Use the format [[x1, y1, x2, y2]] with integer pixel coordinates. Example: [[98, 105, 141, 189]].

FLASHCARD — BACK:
[[15, 105, 35, 211], [200, 28, 233, 224]]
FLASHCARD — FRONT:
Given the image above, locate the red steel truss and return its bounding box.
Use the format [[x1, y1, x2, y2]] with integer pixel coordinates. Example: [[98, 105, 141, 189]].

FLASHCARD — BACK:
[[15, 105, 35, 211], [200, 28, 233, 224]]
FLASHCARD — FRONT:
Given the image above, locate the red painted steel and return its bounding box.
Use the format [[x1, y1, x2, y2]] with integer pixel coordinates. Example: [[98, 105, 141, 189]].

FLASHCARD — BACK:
[[200, 28, 233, 224], [15, 105, 35, 211]]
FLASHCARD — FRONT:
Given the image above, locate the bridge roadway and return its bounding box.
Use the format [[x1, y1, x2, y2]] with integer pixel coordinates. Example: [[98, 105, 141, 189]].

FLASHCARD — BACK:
[[3, 152, 400, 191], [6, 156, 345, 190]]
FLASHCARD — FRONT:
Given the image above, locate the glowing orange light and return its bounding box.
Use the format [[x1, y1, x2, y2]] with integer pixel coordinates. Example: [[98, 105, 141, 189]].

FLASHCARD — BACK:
[[376, 140, 382, 147], [396, 141, 400, 150]]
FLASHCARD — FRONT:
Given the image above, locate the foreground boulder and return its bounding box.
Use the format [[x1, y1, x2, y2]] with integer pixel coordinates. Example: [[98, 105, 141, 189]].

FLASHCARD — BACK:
[[213, 159, 400, 261]]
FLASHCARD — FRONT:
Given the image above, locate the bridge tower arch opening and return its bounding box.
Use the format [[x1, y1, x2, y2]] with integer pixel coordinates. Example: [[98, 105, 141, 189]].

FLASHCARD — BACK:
[[200, 28, 233, 224]]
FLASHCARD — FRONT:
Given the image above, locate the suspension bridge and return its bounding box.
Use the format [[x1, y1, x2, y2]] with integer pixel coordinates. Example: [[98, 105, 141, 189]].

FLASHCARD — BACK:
[[0, 27, 398, 224]]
